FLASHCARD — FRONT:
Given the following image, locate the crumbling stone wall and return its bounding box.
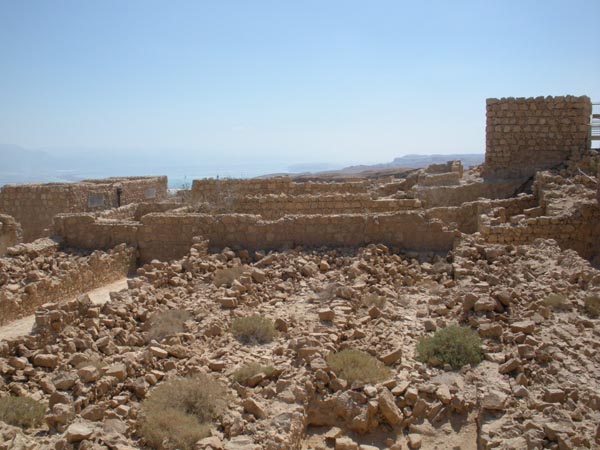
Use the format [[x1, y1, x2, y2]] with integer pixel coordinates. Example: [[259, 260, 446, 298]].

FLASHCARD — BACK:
[[0, 214, 22, 256], [0, 176, 167, 242], [191, 178, 369, 204], [415, 179, 524, 208], [196, 193, 421, 218], [427, 195, 537, 234], [0, 241, 135, 323], [480, 202, 600, 263], [53, 211, 457, 263], [484, 96, 592, 179]]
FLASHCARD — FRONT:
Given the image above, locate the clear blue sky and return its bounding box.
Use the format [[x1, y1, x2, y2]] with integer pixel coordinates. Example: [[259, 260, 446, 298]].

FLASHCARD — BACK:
[[1, 0, 599, 165]]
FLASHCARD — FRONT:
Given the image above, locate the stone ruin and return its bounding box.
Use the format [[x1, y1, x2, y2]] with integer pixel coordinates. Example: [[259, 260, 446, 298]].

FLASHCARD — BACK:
[[0, 96, 598, 449]]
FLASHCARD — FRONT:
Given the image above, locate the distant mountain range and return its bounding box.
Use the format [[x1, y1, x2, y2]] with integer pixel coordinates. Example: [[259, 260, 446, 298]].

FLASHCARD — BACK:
[[0, 144, 484, 187], [338, 153, 484, 174]]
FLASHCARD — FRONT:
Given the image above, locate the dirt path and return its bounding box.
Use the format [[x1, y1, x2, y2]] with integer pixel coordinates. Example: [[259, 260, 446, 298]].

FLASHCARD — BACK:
[[0, 278, 129, 341]]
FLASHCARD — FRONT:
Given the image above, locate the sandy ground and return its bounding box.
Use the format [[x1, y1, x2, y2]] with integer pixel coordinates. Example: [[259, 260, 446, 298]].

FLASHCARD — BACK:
[[0, 278, 129, 341]]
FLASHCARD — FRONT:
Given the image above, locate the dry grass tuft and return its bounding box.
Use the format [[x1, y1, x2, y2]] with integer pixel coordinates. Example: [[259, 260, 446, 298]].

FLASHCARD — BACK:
[[584, 295, 600, 318], [0, 396, 46, 429], [231, 315, 277, 345], [416, 324, 482, 370], [327, 349, 390, 384], [231, 362, 275, 385], [147, 309, 191, 343], [361, 293, 387, 309], [213, 266, 244, 288], [543, 294, 570, 311], [140, 374, 227, 450]]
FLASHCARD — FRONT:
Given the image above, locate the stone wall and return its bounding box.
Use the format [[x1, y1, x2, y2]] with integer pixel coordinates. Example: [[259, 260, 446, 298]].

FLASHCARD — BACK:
[[480, 201, 600, 263], [54, 211, 457, 263], [426, 195, 537, 234], [196, 193, 421, 218], [484, 95, 592, 179], [0, 241, 135, 323], [191, 177, 369, 204], [0, 214, 22, 256], [415, 179, 524, 208], [0, 176, 167, 242]]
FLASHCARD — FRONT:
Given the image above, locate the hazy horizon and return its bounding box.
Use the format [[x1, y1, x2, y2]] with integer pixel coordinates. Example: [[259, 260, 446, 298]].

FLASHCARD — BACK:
[[1, 1, 599, 166]]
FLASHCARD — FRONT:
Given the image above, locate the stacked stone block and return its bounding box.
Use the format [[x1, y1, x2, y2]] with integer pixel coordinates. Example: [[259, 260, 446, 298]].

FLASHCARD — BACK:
[[484, 95, 592, 179]]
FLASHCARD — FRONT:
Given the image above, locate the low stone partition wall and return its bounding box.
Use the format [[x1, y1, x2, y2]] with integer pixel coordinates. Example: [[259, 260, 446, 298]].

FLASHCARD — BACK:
[[0, 241, 135, 323], [0, 214, 22, 256], [480, 201, 600, 262], [54, 211, 457, 263], [94, 200, 182, 221], [415, 178, 524, 208], [200, 193, 421, 218], [426, 195, 537, 234], [54, 214, 139, 250], [191, 177, 369, 204]]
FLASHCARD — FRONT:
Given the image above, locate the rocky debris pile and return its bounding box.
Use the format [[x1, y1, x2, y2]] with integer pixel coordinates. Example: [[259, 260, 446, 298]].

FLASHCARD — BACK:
[[0, 232, 597, 449], [0, 242, 135, 324]]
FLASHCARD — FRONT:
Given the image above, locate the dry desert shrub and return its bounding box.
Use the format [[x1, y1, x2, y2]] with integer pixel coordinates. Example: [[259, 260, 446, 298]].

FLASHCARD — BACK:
[[543, 293, 570, 311], [327, 349, 390, 384], [0, 396, 46, 429], [584, 295, 600, 318], [231, 315, 277, 344], [417, 324, 482, 370], [147, 309, 191, 343], [213, 266, 244, 288], [361, 293, 387, 309], [140, 374, 227, 450], [231, 362, 275, 385]]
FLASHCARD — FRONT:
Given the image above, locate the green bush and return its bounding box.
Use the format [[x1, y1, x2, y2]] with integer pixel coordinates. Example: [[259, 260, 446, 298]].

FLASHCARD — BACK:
[[231, 316, 277, 344], [140, 374, 227, 450], [417, 324, 482, 370], [0, 396, 46, 428], [326, 349, 390, 384], [232, 362, 275, 385], [584, 295, 600, 318], [147, 309, 191, 343]]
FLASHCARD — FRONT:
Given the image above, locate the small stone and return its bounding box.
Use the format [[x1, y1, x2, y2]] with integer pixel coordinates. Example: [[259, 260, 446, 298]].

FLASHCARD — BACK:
[[482, 390, 508, 410], [408, 433, 422, 449], [543, 388, 566, 403], [318, 308, 335, 321], [77, 366, 100, 383], [65, 422, 94, 443], [498, 358, 520, 374], [33, 354, 59, 369], [335, 436, 359, 450], [380, 348, 402, 365], [242, 398, 267, 419], [149, 346, 168, 358]]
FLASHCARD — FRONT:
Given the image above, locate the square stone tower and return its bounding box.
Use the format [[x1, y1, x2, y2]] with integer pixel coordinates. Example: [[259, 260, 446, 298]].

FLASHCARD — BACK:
[[483, 95, 592, 179]]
